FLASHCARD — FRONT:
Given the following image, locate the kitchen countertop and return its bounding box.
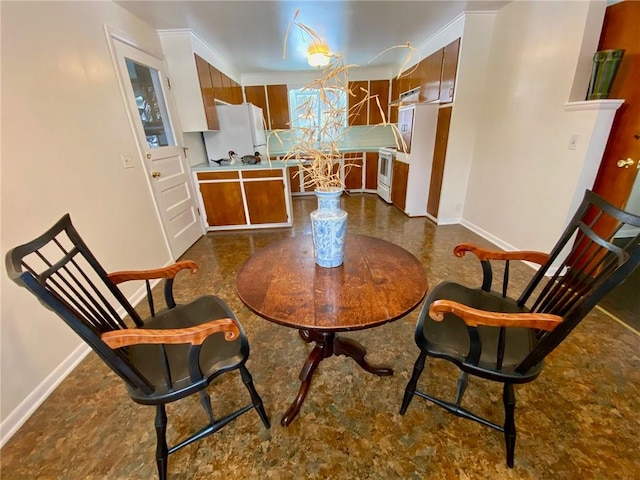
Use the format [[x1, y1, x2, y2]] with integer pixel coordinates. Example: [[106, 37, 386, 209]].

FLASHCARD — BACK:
[[193, 146, 393, 172], [192, 161, 290, 172]]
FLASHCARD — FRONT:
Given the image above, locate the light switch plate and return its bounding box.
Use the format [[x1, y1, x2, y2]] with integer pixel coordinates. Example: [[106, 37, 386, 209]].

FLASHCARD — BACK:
[[121, 155, 134, 169], [568, 134, 579, 150]]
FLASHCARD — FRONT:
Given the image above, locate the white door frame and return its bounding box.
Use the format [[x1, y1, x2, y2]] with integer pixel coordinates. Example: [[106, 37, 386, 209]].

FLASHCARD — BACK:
[[105, 26, 204, 259]]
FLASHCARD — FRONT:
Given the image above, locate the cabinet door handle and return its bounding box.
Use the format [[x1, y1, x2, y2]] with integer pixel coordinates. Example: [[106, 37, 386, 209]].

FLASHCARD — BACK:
[[151, 171, 162, 178]]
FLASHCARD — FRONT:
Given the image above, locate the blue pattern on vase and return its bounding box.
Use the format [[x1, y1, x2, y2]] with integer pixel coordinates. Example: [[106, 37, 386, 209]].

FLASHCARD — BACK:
[[310, 189, 348, 268]]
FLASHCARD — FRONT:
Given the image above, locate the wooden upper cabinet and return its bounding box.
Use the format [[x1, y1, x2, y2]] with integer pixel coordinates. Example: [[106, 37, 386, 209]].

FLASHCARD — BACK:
[[266, 84, 290, 129], [348, 80, 369, 126], [419, 49, 443, 103], [398, 74, 411, 98], [244, 84, 290, 129], [408, 65, 421, 91], [244, 85, 268, 117], [369, 80, 390, 125], [209, 65, 224, 102], [232, 79, 243, 104], [194, 54, 219, 130], [197, 58, 242, 107], [390, 77, 401, 124], [415, 58, 429, 98], [440, 38, 460, 103], [347, 80, 389, 126], [220, 73, 232, 104]]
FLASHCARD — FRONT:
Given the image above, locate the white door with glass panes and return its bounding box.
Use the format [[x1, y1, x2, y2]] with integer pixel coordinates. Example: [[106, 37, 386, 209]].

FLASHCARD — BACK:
[[112, 39, 203, 259]]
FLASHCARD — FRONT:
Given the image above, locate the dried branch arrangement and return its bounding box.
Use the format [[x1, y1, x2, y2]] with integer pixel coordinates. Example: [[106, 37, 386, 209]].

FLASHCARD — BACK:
[[268, 9, 415, 191]]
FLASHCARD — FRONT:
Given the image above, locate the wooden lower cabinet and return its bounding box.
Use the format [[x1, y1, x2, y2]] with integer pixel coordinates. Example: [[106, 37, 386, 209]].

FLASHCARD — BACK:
[[244, 179, 288, 224], [365, 152, 378, 190], [286, 151, 380, 196], [288, 166, 301, 193], [391, 160, 409, 212], [198, 181, 246, 226], [344, 157, 363, 190], [242, 169, 288, 224], [196, 168, 290, 230]]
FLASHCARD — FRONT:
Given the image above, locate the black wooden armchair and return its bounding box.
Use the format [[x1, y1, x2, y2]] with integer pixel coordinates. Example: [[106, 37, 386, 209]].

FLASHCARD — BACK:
[[400, 190, 640, 467], [5, 214, 270, 479]]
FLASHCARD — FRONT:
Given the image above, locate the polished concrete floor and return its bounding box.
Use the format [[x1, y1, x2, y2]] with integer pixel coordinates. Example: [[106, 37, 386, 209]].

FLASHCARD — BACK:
[[2, 194, 639, 479]]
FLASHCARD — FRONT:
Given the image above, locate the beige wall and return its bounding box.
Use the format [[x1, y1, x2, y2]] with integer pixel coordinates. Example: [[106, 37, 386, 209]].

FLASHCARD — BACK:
[[462, 0, 607, 253], [437, 12, 496, 224], [1, 1, 172, 436]]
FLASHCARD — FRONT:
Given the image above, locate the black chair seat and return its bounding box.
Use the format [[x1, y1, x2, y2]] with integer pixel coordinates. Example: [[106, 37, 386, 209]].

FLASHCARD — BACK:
[[418, 282, 543, 382], [128, 296, 246, 403]]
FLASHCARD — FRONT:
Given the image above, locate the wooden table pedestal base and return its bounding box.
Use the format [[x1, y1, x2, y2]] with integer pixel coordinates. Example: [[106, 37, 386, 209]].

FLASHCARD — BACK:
[[281, 329, 393, 427]]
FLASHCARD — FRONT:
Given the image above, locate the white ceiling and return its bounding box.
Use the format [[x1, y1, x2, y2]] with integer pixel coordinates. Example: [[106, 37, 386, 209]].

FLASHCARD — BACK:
[[116, 1, 509, 74]]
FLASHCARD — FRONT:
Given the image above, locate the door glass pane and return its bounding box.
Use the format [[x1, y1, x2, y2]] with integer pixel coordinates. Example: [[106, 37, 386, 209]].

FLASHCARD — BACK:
[[125, 58, 175, 148]]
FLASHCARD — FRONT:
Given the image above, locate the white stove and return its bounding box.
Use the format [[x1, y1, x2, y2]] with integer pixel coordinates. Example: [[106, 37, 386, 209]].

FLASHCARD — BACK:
[[377, 147, 396, 203]]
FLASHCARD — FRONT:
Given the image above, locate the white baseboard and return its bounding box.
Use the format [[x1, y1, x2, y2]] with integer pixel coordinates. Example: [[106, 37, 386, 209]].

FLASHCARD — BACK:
[[435, 216, 461, 226], [616, 226, 640, 238], [0, 267, 169, 448], [460, 218, 515, 252], [460, 218, 561, 275], [0, 342, 91, 448]]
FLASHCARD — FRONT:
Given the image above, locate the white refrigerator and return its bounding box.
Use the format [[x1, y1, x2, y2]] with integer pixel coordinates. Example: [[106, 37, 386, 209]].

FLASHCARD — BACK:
[[203, 103, 267, 162]]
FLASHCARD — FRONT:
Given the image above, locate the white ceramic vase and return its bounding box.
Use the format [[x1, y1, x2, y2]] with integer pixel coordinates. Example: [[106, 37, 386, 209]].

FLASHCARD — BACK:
[[310, 188, 348, 268]]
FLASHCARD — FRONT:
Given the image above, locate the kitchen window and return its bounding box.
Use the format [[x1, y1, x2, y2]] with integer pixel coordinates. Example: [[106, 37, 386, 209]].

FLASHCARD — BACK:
[[288, 87, 347, 144]]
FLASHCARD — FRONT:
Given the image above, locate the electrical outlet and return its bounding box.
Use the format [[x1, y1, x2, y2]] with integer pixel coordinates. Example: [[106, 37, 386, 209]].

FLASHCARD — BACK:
[[568, 134, 579, 150], [121, 155, 134, 169]]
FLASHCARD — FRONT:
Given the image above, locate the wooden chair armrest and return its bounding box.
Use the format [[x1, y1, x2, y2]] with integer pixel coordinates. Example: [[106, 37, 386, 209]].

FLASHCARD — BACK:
[[454, 243, 550, 266], [429, 299, 562, 332], [107, 260, 198, 284], [101, 317, 240, 349]]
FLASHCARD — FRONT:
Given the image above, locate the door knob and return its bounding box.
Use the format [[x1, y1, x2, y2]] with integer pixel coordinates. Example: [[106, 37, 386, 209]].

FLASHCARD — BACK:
[[146, 152, 152, 159], [151, 171, 161, 178], [616, 158, 636, 168]]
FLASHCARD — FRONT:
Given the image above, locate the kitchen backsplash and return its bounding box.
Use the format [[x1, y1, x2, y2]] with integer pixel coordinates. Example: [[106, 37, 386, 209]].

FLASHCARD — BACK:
[[266, 125, 397, 156]]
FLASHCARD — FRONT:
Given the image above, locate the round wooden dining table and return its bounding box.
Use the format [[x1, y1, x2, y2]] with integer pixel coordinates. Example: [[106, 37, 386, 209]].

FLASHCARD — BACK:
[[236, 234, 428, 426]]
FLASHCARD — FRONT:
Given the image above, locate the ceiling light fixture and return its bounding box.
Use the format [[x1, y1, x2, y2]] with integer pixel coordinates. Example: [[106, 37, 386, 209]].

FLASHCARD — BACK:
[[307, 42, 330, 68]]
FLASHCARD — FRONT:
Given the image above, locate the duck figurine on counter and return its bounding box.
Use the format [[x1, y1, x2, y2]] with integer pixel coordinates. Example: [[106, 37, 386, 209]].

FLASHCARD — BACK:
[[211, 151, 262, 166], [241, 151, 262, 165], [228, 150, 241, 165], [210, 157, 230, 166]]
